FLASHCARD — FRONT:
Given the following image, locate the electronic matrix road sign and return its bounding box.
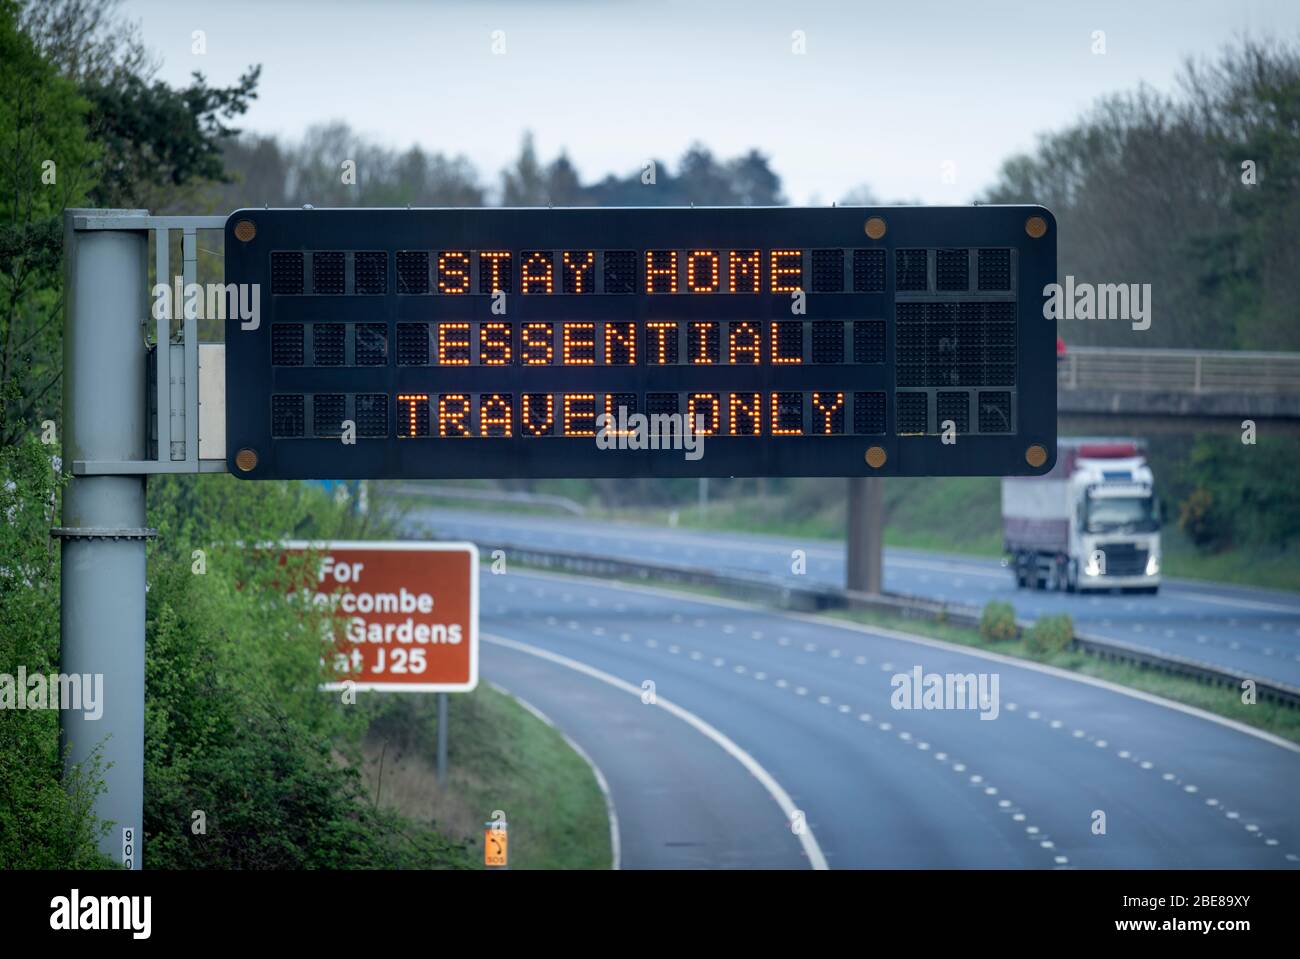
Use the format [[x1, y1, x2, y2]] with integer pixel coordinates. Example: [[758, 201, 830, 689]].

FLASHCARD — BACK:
[[224, 206, 1057, 479]]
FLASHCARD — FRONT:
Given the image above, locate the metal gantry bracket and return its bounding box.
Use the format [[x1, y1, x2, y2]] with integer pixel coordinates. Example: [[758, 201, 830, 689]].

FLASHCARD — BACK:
[[70, 211, 230, 476], [50, 527, 159, 541]]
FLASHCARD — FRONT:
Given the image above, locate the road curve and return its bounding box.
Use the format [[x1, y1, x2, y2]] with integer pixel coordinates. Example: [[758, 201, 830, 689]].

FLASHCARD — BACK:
[[406, 506, 1300, 687], [470, 563, 1300, 868]]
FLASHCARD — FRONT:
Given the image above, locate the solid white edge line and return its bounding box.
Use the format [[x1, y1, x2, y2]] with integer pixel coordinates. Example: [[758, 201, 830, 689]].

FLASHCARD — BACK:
[[504, 567, 1300, 757], [484, 633, 830, 870], [487, 679, 622, 871]]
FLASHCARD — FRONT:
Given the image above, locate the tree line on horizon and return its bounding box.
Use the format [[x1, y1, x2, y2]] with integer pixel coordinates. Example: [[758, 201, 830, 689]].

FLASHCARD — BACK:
[[202, 34, 1300, 356]]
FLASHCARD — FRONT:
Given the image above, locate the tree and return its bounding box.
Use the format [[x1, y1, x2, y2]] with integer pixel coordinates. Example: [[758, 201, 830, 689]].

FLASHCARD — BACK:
[[984, 37, 1300, 352], [0, 0, 98, 444], [213, 122, 485, 210]]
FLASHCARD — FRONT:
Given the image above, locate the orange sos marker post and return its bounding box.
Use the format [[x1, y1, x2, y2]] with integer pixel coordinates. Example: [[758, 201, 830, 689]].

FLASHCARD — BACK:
[[484, 814, 508, 869]]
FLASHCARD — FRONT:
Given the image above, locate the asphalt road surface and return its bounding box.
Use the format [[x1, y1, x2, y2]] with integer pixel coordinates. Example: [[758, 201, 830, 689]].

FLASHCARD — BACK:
[[472, 566, 1300, 868], [406, 506, 1300, 688]]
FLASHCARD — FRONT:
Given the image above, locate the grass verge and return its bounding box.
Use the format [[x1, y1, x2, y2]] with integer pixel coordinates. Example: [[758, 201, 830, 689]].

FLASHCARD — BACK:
[[357, 684, 613, 869]]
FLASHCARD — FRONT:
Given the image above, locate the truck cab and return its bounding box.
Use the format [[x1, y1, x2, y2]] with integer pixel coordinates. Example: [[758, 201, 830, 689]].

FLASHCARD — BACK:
[[1067, 448, 1161, 593], [1003, 438, 1162, 595]]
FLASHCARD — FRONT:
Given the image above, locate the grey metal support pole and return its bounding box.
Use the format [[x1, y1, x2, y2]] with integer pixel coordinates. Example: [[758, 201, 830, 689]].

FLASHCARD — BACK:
[[436, 692, 449, 786], [846, 476, 884, 594], [57, 209, 151, 869]]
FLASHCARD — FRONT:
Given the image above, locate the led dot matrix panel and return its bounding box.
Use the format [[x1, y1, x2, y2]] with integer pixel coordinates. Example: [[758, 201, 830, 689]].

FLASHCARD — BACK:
[[225, 206, 1057, 479]]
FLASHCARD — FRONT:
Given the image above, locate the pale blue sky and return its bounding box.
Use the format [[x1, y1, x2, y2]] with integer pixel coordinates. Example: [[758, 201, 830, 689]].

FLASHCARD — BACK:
[[122, 0, 1300, 204]]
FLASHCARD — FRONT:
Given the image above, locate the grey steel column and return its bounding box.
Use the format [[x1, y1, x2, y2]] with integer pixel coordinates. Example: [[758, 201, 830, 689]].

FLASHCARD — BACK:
[[436, 692, 449, 786], [846, 476, 884, 594], [58, 209, 150, 869]]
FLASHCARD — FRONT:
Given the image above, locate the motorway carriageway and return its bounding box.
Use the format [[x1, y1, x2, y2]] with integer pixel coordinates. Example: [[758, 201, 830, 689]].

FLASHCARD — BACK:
[[409, 507, 1300, 689], [475, 566, 1300, 868]]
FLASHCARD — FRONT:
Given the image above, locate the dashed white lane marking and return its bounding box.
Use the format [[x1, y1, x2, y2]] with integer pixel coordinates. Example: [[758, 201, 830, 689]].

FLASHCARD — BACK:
[[503, 567, 1300, 756], [505, 575, 1300, 864], [484, 633, 828, 870]]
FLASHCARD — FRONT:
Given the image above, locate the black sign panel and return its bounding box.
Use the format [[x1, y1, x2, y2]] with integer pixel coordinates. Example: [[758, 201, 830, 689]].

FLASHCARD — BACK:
[[224, 206, 1057, 479]]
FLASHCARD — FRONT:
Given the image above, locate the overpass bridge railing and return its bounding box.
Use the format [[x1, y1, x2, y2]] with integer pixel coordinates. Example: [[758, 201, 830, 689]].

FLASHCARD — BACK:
[[1058, 347, 1300, 394]]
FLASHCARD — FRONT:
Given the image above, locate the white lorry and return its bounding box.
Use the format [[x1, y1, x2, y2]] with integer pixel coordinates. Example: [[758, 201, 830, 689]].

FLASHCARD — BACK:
[[1002, 438, 1162, 594]]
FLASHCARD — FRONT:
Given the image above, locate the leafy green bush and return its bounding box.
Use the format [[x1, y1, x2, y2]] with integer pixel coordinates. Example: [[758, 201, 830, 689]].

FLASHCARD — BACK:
[[1025, 614, 1074, 655], [0, 436, 112, 868], [142, 474, 475, 869], [979, 600, 1018, 642]]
